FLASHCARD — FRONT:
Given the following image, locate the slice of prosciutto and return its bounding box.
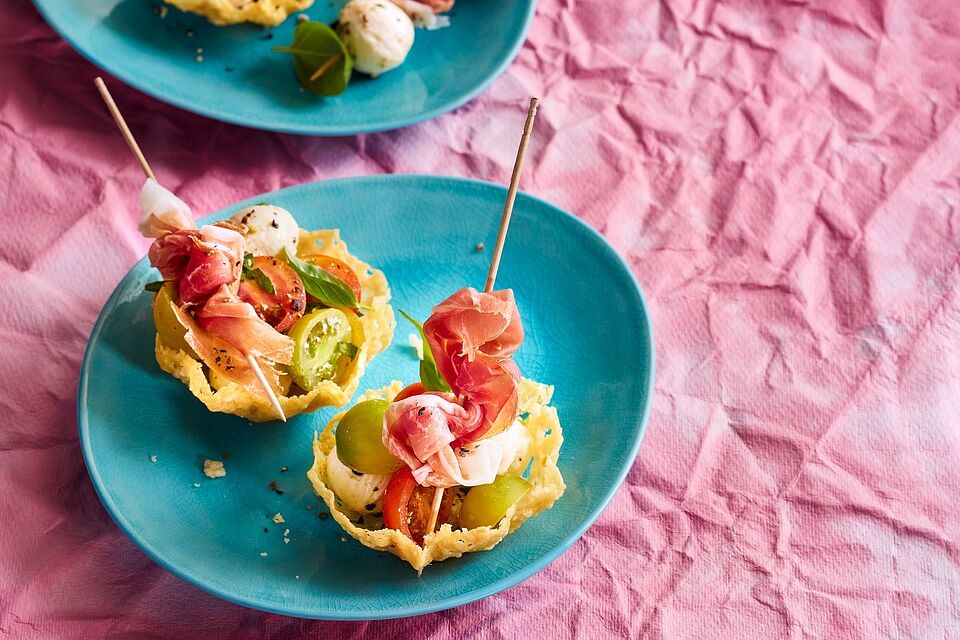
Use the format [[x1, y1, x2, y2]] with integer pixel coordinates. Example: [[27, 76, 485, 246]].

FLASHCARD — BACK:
[[172, 224, 245, 305], [195, 285, 293, 365], [383, 376, 522, 487], [383, 287, 524, 487], [423, 287, 523, 442], [148, 229, 199, 281], [172, 303, 284, 396], [140, 178, 245, 306], [423, 287, 523, 381]]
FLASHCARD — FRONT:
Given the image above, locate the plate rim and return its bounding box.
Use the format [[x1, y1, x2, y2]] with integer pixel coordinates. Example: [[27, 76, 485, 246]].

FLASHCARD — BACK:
[[33, 0, 537, 136], [77, 174, 655, 619]]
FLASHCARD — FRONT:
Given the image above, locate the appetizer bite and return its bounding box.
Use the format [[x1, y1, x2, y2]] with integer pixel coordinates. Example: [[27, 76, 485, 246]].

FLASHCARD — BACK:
[[274, 0, 456, 96], [308, 97, 547, 571], [308, 288, 565, 571], [140, 179, 394, 422]]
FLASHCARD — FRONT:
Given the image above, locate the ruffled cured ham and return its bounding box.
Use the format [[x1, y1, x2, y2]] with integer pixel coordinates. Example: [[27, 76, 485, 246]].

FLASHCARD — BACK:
[[149, 224, 244, 305], [196, 285, 293, 365], [172, 303, 284, 397], [147, 229, 199, 281], [423, 288, 524, 378], [141, 177, 245, 307], [383, 287, 524, 487], [177, 224, 245, 305]]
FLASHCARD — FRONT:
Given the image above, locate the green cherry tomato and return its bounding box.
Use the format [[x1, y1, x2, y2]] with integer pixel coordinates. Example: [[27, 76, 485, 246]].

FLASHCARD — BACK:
[[153, 282, 195, 357], [288, 308, 356, 390], [459, 474, 532, 529], [335, 399, 402, 474]]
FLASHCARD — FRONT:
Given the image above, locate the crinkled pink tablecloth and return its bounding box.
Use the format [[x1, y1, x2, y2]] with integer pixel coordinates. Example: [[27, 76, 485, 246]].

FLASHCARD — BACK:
[[2, 0, 960, 637]]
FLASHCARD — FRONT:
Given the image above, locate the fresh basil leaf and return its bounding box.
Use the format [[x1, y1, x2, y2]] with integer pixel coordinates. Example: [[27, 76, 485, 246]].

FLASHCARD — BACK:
[[273, 21, 352, 96], [240, 253, 277, 294], [144, 281, 164, 293], [398, 310, 452, 393], [248, 268, 276, 294], [282, 249, 358, 309]]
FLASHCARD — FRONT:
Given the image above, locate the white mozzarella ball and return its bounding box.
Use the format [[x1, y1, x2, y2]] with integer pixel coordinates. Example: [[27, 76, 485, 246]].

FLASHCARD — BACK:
[[339, 0, 415, 77], [229, 204, 299, 257], [457, 420, 532, 486], [326, 445, 391, 515], [139, 178, 195, 237]]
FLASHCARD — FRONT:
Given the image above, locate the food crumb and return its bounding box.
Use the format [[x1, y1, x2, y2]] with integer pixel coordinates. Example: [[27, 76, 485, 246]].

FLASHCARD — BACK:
[[268, 481, 284, 495], [475, 242, 484, 252], [203, 459, 226, 478], [297, 13, 309, 22], [340, 536, 347, 543], [155, 5, 168, 18], [195, 47, 203, 54], [283, 529, 291, 544], [408, 333, 423, 359], [280, 466, 289, 473], [306, 504, 313, 511], [272, 513, 285, 525], [192, 482, 201, 488], [195, 55, 204, 63], [186, 28, 194, 37], [149, 454, 158, 463], [319, 512, 329, 520], [295, 575, 300, 580], [260, 552, 268, 557]]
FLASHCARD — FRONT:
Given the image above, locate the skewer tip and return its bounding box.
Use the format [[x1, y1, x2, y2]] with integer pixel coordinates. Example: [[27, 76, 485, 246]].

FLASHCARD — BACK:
[[246, 354, 286, 422], [483, 96, 541, 292]]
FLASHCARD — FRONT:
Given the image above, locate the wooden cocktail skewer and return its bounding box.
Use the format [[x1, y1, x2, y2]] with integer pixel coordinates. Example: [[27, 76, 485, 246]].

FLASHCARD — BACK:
[[246, 355, 286, 422], [309, 53, 343, 82], [484, 98, 540, 293], [93, 76, 287, 423], [423, 98, 541, 551], [94, 78, 156, 182]]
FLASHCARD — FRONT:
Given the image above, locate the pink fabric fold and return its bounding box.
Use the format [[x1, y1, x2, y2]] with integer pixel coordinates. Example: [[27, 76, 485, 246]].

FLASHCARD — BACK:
[[2, 0, 960, 637]]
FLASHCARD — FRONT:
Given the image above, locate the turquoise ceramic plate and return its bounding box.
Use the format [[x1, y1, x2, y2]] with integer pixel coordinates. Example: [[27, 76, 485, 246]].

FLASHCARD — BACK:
[[34, 0, 535, 135], [78, 175, 654, 619]]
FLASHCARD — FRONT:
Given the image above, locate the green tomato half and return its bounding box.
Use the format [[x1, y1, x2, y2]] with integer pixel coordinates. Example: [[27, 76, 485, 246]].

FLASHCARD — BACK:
[[288, 308, 357, 390], [459, 474, 532, 529], [335, 399, 402, 475]]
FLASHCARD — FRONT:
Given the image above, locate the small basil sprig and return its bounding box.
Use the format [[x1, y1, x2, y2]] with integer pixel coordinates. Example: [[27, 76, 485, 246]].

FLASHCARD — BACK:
[[399, 310, 452, 393], [273, 21, 353, 96], [282, 248, 358, 309], [144, 281, 164, 293], [241, 253, 276, 294]]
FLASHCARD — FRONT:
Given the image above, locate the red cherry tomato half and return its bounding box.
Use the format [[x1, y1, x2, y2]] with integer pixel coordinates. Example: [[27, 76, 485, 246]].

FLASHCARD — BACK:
[[301, 255, 363, 305], [394, 382, 426, 402], [237, 256, 306, 333], [382, 467, 454, 545]]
